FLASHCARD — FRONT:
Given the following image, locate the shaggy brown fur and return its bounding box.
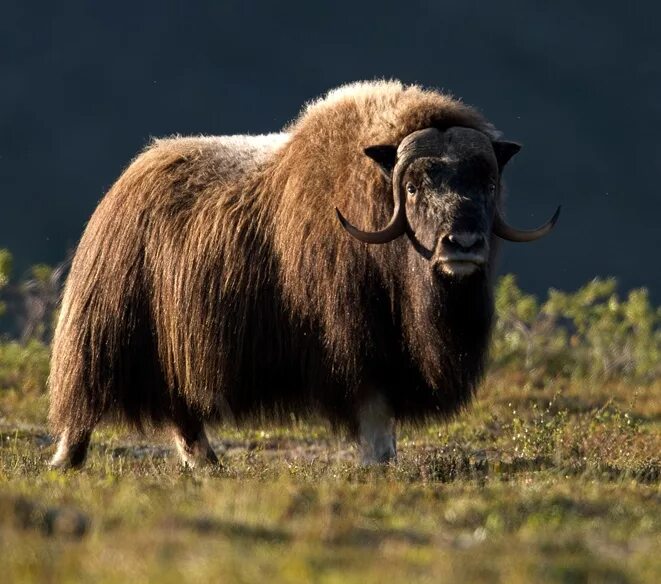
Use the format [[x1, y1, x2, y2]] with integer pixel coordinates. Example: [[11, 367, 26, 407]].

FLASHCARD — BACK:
[[49, 80, 501, 465]]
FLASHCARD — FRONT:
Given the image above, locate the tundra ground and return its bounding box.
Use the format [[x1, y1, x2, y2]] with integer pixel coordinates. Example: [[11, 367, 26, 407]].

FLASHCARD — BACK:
[[0, 374, 659, 583]]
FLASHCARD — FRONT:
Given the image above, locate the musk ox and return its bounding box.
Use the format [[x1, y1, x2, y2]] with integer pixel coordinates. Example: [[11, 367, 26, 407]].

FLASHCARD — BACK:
[[48, 80, 559, 468]]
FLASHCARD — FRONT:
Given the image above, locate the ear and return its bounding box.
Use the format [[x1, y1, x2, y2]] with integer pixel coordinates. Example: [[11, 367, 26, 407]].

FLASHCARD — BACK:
[[492, 140, 521, 170], [364, 145, 397, 180]]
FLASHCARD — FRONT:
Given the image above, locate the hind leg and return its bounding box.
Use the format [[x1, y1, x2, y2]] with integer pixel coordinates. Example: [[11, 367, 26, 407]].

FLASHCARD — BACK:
[[171, 409, 219, 468], [49, 429, 92, 469]]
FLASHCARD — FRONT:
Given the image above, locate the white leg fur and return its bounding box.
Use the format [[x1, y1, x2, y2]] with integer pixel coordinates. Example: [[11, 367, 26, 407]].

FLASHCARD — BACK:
[[49, 428, 91, 469], [173, 427, 218, 468], [358, 394, 397, 464], [49, 432, 71, 468]]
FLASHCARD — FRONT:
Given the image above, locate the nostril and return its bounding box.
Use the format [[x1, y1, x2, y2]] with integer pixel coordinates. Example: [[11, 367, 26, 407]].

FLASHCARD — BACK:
[[446, 232, 483, 250]]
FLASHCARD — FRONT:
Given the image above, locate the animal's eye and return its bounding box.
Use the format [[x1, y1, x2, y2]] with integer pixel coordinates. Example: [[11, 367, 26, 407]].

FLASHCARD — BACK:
[[406, 182, 417, 195], [488, 182, 497, 194]]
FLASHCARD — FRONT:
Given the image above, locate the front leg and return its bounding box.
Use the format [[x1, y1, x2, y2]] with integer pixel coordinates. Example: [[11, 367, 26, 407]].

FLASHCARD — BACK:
[[171, 405, 219, 468], [173, 423, 218, 468], [357, 393, 397, 464]]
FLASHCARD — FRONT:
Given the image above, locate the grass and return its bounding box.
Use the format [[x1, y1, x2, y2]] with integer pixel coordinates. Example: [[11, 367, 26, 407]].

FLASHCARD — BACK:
[[0, 373, 659, 583]]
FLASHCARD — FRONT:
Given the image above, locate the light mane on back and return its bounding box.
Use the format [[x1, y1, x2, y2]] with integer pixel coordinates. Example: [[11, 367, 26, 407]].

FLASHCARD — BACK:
[[152, 133, 291, 178]]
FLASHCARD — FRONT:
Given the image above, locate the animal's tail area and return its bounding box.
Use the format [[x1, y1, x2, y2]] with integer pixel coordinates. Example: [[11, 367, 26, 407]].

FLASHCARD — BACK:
[[48, 199, 169, 441], [48, 279, 168, 442], [48, 290, 111, 442]]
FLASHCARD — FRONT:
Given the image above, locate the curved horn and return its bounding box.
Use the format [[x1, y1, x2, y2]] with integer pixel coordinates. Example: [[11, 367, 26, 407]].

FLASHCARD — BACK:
[[335, 164, 408, 244], [493, 205, 561, 242]]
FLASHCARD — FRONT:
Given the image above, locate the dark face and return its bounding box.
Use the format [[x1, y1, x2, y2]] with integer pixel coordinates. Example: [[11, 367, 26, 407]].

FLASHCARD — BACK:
[[403, 128, 499, 277], [336, 125, 557, 268]]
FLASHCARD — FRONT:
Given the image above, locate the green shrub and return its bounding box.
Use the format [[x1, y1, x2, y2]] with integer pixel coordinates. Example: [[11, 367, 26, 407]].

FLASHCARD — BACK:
[[492, 275, 661, 382]]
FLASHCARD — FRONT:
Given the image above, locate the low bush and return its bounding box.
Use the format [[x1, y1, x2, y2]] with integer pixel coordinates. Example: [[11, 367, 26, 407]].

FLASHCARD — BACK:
[[492, 275, 660, 382]]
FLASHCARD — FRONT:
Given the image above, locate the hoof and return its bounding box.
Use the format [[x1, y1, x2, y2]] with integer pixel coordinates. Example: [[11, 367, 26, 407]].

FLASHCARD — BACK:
[[174, 429, 220, 469], [48, 431, 90, 470]]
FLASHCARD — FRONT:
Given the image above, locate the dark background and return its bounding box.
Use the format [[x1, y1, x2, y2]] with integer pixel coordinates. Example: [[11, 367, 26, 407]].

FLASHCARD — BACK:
[[1, 1, 659, 299]]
